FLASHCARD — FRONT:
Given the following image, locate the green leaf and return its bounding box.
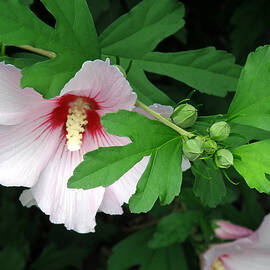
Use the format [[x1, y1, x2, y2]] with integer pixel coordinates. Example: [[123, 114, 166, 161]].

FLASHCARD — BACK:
[[129, 137, 183, 213], [108, 228, 189, 270], [232, 139, 270, 193], [0, 245, 26, 270], [137, 48, 241, 97], [30, 244, 88, 270], [68, 110, 183, 213], [100, 0, 185, 58], [127, 62, 175, 106], [0, 0, 100, 98], [228, 45, 270, 131], [231, 0, 270, 62], [148, 211, 201, 248], [1, 53, 46, 69], [192, 159, 226, 207]]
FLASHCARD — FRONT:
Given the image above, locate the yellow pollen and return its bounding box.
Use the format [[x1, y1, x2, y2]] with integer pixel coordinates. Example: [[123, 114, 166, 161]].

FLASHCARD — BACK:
[[211, 259, 224, 270], [66, 98, 89, 151]]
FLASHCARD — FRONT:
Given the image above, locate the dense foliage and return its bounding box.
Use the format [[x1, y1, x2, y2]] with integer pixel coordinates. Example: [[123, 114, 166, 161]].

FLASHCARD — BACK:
[[0, 0, 270, 269]]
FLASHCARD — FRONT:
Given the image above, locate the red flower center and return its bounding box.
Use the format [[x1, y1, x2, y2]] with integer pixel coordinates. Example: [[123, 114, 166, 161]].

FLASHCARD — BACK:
[[50, 94, 102, 151]]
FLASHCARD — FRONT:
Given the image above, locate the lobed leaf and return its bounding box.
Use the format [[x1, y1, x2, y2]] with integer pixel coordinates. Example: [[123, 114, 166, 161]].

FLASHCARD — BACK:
[[100, 0, 185, 58], [68, 110, 184, 213], [0, 0, 100, 98]]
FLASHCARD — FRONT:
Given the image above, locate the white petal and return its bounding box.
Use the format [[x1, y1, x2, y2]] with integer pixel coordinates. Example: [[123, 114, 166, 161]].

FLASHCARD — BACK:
[[181, 156, 191, 171], [99, 156, 150, 215], [60, 60, 136, 112], [21, 140, 105, 233], [0, 62, 43, 125], [222, 248, 270, 270], [0, 102, 61, 187], [253, 214, 270, 248]]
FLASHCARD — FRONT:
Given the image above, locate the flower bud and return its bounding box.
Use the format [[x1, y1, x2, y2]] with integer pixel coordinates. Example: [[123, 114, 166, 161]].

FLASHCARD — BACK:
[[210, 121, 230, 141], [214, 220, 253, 240], [183, 138, 203, 161], [203, 139, 218, 154], [171, 103, 197, 128], [215, 149, 233, 169]]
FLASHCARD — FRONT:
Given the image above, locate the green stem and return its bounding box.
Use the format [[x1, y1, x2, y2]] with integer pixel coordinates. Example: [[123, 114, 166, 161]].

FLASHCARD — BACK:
[[136, 100, 194, 137], [17, 45, 56, 58]]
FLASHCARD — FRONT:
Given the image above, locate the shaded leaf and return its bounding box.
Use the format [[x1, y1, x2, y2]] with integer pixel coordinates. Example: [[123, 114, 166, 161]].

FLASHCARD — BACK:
[[148, 211, 201, 248], [192, 159, 226, 207]]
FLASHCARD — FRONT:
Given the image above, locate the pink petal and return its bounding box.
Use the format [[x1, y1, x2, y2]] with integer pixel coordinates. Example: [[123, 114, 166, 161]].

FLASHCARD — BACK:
[[0, 62, 43, 125], [252, 213, 270, 248], [215, 220, 253, 240], [60, 59, 137, 112], [202, 214, 270, 270], [0, 101, 61, 187], [134, 104, 174, 119], [99, 156, 150, 214], [20, 140, 105, 233], [222, 249, 270, 270]]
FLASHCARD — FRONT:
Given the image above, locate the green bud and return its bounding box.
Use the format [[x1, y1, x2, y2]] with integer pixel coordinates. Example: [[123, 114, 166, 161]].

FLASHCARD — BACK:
[[171, 103, 198, 128], [210, 121, 230, 141], [114, 65, 127, 77], [215, 149, 234, 169], [183, 138, 203, 161], [203, 139, 218, 154]]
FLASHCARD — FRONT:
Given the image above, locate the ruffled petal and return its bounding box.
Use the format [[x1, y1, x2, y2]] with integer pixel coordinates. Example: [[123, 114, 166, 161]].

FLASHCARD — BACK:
[[60, 59, 137, 112], [0, 62, 43, 125], [99, 156, 150, 215], [20, 140, 105, 233], [0, 102, 61, 187]]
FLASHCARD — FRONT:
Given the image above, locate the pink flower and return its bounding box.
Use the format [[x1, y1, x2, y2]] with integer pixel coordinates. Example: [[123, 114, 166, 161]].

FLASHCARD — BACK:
[[0, 60, 148, 233], [202, 214, 270, 270], [135, 103, 191, 171], [214, 220, 253, 240]]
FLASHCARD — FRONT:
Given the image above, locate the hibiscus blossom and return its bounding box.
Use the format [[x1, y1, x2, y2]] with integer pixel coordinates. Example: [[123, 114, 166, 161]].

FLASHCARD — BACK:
[[0, 59, 148, 233], [201, 214, 270, 270]]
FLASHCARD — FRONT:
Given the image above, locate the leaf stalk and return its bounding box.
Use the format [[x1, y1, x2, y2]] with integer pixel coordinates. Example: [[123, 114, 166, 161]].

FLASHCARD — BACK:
[[135, 100, 194, 137]]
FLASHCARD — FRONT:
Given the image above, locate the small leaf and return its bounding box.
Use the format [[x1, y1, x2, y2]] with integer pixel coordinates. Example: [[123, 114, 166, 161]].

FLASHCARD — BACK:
[[192, 159, 226, 207], [30, 244, 88, 270], [108, 228, 189, 270], [148, 211, 201, 248]]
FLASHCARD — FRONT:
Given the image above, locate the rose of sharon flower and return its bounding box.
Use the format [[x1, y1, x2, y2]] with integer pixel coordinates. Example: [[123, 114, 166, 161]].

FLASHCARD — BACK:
[[202, 214, 270, 270], [0, 60, 150, 233]]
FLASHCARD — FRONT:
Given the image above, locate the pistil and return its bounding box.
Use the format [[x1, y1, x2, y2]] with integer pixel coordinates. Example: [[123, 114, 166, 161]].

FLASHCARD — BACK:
[[66, 98, 89, 151]]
